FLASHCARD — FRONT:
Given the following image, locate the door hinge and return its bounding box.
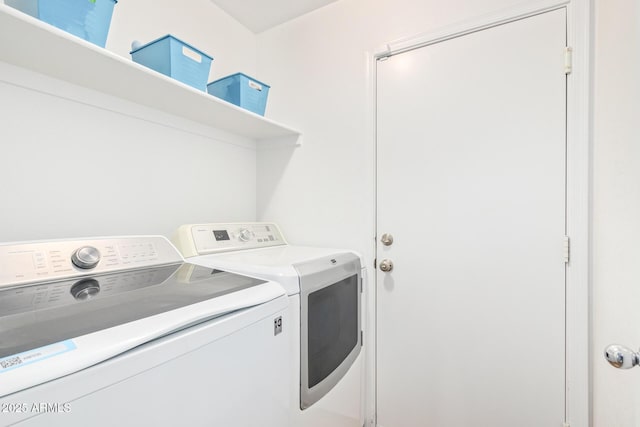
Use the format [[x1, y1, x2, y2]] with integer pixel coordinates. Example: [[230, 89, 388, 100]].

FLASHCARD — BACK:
[[564, 46, 573, 75], [361, 330, 364, 346], [360, 276, 364, 293], [563, 235, 570, 264], [374, 258, 377, 269]]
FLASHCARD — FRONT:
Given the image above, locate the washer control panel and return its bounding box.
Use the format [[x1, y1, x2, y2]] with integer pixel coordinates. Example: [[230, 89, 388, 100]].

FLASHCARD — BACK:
[[171, 223, 287, 257], [0, 236, 183, 289]]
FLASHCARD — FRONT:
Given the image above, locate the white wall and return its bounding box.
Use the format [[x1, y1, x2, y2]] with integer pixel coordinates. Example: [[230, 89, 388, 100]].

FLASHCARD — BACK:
[[0, 0, 259, 241], [592, 0, 640, 425], [256, 0, 640, 425]]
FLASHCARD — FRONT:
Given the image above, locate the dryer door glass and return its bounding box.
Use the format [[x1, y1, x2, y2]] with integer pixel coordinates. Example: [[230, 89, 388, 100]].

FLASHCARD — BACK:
[[308, 274, 358, 387]]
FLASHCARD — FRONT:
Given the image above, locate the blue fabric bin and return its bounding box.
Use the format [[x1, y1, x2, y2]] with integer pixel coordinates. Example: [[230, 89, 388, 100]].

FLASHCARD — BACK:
[[6, 0, 117, 47], [207, 73, 270, 116], [130, 35, 213, 91]]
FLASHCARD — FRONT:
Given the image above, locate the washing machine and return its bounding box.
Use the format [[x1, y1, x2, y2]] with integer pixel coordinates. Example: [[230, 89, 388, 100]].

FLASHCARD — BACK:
[[0, 236, 290, 427], [172, 222, 365, 427]]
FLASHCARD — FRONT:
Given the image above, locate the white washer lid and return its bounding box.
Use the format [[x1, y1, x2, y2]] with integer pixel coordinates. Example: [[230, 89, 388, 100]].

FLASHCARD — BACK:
[[0, 274, 286, 398]]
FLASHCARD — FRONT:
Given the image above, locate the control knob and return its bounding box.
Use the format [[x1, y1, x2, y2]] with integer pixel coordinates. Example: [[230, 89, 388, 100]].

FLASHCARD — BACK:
[[71, 246, 101, 269], [238, 228, 252, 242]]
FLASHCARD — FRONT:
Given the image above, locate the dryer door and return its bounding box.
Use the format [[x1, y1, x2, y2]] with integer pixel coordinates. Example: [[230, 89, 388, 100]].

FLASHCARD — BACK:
[[295, 252, 361, 409]]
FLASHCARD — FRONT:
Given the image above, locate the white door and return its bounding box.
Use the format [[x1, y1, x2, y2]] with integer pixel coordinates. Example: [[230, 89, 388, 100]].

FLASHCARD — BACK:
[[376, 9, 567, 427]]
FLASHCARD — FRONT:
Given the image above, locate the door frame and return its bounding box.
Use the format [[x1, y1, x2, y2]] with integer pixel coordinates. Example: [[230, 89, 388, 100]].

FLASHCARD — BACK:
[[367, 0, 591, 425]]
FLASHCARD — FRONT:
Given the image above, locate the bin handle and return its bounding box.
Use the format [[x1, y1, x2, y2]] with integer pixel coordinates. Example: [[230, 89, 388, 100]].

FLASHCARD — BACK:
[[182, 46, 202, 63], [248, 80, 263, 91]]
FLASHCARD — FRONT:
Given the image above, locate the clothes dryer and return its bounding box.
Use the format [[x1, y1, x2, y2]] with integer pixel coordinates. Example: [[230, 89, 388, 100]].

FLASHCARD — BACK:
[[172, 222, 365, 427]]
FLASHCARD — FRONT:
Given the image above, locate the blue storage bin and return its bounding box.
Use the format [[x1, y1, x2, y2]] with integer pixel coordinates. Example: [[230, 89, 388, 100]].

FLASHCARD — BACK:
[[5, 0, 117, 47], [207, 73, 270, 116], [130, 35, 213, 91]]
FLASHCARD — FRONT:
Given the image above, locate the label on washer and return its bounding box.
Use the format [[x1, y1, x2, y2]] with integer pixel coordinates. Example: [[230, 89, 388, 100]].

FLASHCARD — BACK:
[[0, 340, 76, 373]]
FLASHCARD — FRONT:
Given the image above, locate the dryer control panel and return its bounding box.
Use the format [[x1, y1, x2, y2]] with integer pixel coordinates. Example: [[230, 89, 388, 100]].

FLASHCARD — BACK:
[[171, 223, 287, 257]]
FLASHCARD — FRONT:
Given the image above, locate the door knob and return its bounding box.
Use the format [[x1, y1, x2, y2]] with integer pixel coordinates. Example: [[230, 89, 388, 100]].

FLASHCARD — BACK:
[[381, 233, 394, 246], [604, 344, 640, 369], [379, 259, 394, 272]]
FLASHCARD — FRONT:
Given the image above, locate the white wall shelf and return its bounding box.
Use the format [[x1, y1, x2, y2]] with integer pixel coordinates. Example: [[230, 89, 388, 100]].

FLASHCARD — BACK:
[[0, 4, 301, 142]]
